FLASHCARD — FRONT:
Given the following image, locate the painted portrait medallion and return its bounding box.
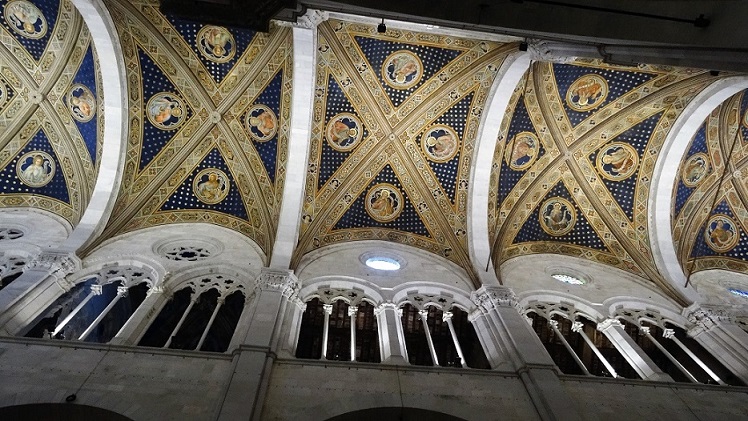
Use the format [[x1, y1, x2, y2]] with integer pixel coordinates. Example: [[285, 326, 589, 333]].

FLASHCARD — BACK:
[[744, 109, 748, 129], [566, 74, 608, 112], [422, 125, 459, 163], [682, 153, 710, 188], [365, 183, 404, 223], [197, 25, 235, 63], [193, 168, 230, 204], [0, 82, 6, 110], [705, 214, 739, 253], [539, 197, 576, 236], [245, 104, 277, 142], [326, 113, 362, 152], [596, 142, 639, 181], [66, 84, 96, 123], [146, 93, 186, 130], [4, 0, 47, 39], [382, 50, 422, 89], [505, 131, 539, 171], [16, 150, 55, 187]]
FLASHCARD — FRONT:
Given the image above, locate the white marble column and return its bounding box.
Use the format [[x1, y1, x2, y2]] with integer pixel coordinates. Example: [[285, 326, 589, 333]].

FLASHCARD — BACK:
[[374, 302, 408, 364], [443, 311, 466, 367], [662, 328, 725, 385], [79, 285, 128, 341], [0, 252, 80, 336], [321, 303, 333, 359], [419, 309, 440, 366], [348, 305, 357, 361], [549, 320, 591, 376], [597, 318, 672, 381], [640, 326, 699, 383], [111, 285, 167, 346], [571, 320, 617, 378], [470, 286, 583, 421], [686, 306, 748, 385]]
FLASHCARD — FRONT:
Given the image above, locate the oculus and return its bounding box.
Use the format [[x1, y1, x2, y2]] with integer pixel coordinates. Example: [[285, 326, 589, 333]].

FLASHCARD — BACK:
[[0, 227, 24, 240], [4, 0, 46, 39], [245, 104, 278, 142], [197, 25, 235, 63], [565, 74, 608, 112], [365, 183, 404, 223], [146, 93, 185, 130], [163, 245, 212, 261], [66, 84, 96, 123], [193, 168, 230, 204], [551, 274, 585, 285], [382, 50, 422, 89], [365, 256, 401, 271], [596, 142, 638, 181], [505, 131, 539, 171], [704, 214, 740, 253], [16, 151, 54, 187], [729, 288, 748, 299], [539, 197, 576, 236], [422, 125, 459, 163], [681, 153, 709, 188], [326, 113, 362, 152]]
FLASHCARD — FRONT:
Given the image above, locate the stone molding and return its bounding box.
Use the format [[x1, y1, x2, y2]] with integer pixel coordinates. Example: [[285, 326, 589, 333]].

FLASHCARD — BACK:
[[471, 286, 519, 312], [276, 9, 328, 29], [597, 318, 623, 331], [24, 252, 81, 289]]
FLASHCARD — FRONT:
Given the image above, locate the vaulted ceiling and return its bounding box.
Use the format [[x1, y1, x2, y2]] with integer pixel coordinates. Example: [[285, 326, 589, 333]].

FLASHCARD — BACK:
[[1, 0, 748, 303]]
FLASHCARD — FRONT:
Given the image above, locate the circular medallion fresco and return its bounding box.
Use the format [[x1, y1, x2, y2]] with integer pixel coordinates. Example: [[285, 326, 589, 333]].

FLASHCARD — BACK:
[[422, 125, 459, 162], [326, 113, 362, 151], [382, 50, 422, 89], [743, 110, 748, 129], [16, 151, 54, 187], [505, 132, 539, 171], [365, 183, 403, 223], [682, 153, 710, 188], [66, 84, 96, 123], [245, 105, 277, 142], [193, 168, 230, 204], [197, 25, 235, 63], [146, 93, 186, 130], [705, 214, 740, 253], [596, 142, 638, 181], [4, 1, 47, 39], [0, 83, 6, 109], [566, 74, 608, 112], [539, 197, 576, 236]]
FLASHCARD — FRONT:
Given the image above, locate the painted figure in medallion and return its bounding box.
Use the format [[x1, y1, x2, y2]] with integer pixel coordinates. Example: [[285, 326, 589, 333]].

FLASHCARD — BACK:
[[16, 151, 54, 187], [382, 51, 422, 89], [193, 169, 229, 204], [566, 74, 608, 112], [682, 153, 709, 187], [507, 132, 538, 171], [326, 113, 361, 151], [422, 125, 459, 162], [4, 0, 47, 39], [366, 183, 403, 223], [67, 84, 96, 123], [245, 105, 277, 142], [147, 93, 185, 130], [597, 142, 638, 181], [197, 25, 235, 63], [705, 215, 739, 253], [539, 197, 576, 236]]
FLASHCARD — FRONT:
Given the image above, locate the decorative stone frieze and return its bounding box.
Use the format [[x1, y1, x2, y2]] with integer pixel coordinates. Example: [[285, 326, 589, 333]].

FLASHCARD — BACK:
[[470, 286, 519, 312], [24, 252, 80, 279], [254, 269, 300, 298]]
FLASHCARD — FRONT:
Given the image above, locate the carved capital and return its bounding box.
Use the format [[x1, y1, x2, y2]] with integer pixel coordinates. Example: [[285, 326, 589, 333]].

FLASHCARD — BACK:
[[527, 39, 577, 63], [374, 302, 397, 316], [471, 286, 518, 312], [254, 269, 300, 298], [116, 285, 129, 296], [442, 311, 453, 322], [662, 328, 675, 339], [276, 9, 328, 28], [146, 285, 165, 296], [548, 319, 559, 330], [684, 305, 734, 332], [91, 284, 103, 295], [347, 306, 358, 317], [571, 321, 584, 333], [323, 304, 333, 315], [639, 326, 651, 335], [597, 318, 623, 331], [418, 309, 429, 320], [25, 252, 80, 279]]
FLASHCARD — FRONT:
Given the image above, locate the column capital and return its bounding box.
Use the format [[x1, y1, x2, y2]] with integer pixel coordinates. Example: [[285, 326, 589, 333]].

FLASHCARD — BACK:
[[322, 304, 333, 315], [684, 304, 735, 332], [347, 306, 358, 317], [418, 309, 429, 319], [548, 319, 559, 329], [571, 321, 584, 333], [254, 269, 300, 298], [116, 285, 128, 296], [471, 285, 519, 312], [442, 311, 453, 322], [597, 318, 623, 331], [277, 9, 328, 29], [374, 302, 397, 316], [24, 252, 80, 279], [91, 284, 103, 295], [662, 328, 675, 339]]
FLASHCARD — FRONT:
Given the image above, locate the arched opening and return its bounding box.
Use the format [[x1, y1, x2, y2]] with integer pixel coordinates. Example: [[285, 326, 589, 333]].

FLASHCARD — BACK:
[[0, 403, 133, 421]]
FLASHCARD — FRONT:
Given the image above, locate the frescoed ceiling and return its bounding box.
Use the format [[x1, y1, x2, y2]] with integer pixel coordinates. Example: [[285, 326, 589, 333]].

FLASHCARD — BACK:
[[488, 60, 714, 298], [0, 0, 103, 227], [292, 19, 515, 284], [674, 90, 748, 275], [82, 0, 293, 260]]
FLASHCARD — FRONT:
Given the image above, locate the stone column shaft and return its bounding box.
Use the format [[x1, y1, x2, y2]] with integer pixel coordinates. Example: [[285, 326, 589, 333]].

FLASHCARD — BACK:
[[375, 303, 408, 364], [687, 306, 748, 384], [597, 319, 671, 381], [419, 309, 439, 366]]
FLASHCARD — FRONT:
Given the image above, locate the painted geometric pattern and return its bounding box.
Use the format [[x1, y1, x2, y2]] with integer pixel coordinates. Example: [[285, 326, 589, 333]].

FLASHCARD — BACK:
[[0, 0, 101, 226], [295, 19, 513, 283], [0, 0, 59, 61], [675, 90, 748, 274], [490, 59, 713, 293], [89, 0, 293, 259]]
